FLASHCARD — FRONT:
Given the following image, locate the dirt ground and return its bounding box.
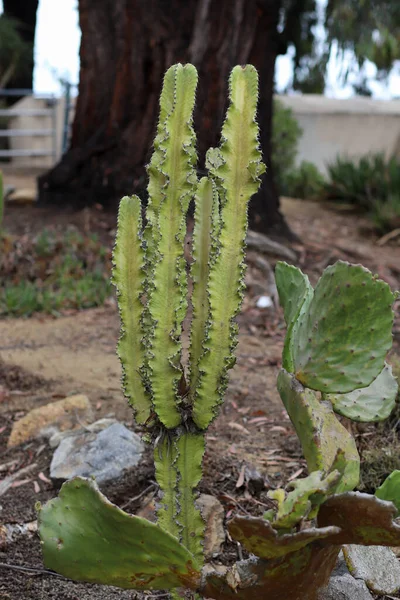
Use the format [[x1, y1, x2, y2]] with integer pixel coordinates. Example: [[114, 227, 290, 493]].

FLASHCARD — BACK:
[[1, 181, 400, 598]]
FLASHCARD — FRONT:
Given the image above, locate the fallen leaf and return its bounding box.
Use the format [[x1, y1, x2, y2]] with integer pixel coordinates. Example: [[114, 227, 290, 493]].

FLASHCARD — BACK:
[[236, 465, 246, 488], [11, 478, 32, 488], [33, 481, 41, 493], [288, 467, 304, 482], [248, 417, 271, 425], [270, 426, 289, 434], [228, 422, 251, 435], [38, 472, 51, 484]]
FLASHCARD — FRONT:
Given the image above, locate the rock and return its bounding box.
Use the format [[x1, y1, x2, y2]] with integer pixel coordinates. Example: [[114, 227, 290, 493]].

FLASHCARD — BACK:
[[0, 521, 37, 548], [49, 417, 117, 449], [7, 394, 93, 448], [196, 494, 225, 558], [343, 544, 400, 595], [50, 422, 144, 484], [256, 295, 274, 309], [244, 465, 265, 495], [318, 572, 374, 600]]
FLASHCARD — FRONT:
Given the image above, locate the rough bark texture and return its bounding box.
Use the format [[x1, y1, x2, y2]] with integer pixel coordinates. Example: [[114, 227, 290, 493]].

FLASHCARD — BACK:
[[39, 0, 291, 236], [3, 0, 39, 93]]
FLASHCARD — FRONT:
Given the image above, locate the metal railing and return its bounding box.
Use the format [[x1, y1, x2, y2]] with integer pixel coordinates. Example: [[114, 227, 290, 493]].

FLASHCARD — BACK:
[[0, 88, 58, 161]]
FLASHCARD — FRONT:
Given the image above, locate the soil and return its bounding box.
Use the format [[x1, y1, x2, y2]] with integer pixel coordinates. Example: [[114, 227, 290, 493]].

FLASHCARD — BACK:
[[1, 182, 400, 599]]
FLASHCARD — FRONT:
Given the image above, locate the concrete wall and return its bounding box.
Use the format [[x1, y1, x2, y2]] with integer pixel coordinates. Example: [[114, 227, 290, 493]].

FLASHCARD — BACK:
[[278, 95, 400, 174], [3, 93, 400, 173]]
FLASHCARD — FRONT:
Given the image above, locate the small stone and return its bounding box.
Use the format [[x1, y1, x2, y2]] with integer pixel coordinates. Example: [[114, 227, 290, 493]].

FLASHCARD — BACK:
[[50, 423, 144, 485], [7, 394, 93, 448], [343, 544, 400, 595], [196, 494, 225, 558], [256, 295, 273, 309], [244, 465, 265, 494], [318, 572, 373, 600]]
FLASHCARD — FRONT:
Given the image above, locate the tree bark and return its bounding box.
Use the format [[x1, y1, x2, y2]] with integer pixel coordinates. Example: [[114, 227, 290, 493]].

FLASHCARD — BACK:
[[3, 0, 39, 92], [39, 0, 292, 237]]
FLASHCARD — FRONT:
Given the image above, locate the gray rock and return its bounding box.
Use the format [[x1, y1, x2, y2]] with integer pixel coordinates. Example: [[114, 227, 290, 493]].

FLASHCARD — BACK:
[[50, 423, 144, 484], [49, 417, 117, 448], [343, 544, 400, 595], [318, 572, 373, 600]]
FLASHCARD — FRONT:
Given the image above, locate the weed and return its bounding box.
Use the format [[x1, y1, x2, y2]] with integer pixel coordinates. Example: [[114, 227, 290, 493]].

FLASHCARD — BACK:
[[0, 227, 112, 317]]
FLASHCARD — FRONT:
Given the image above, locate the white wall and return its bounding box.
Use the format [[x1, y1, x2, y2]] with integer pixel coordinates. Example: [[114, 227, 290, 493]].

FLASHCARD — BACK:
[[278, 95, 400, 174]]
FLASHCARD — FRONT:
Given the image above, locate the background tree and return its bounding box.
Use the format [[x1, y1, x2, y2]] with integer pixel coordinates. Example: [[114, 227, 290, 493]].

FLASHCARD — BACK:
[[38, 0, 400, 237], [1, 0, 39, 93]]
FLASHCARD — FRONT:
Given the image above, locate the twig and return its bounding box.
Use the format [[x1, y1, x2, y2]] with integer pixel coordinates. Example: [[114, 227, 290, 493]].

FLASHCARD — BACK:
[[0, 463, 37, 497], [377, 228, 400, 246], [121, 483, 157, 510], [220, 493, 252, 516], [0, 562, 67, 579]]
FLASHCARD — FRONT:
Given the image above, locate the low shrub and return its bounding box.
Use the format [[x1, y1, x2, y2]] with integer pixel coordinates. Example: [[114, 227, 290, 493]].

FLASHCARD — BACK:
[[281, 160, 325, 199], [0, 227, 112, 317], [272, 98, 303, 193], [324, 153, 400, 232]]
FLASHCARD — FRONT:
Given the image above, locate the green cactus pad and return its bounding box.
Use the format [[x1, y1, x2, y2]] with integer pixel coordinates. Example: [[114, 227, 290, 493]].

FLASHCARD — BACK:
[[228, 515, 340, 559], [375, 470, 400, 513], [275, 262, 313, 371], [318, 492, 400, 546], [265, 470, 341, 530], [193, 65, 265, 429], [325, 363, 398, 422], [112, 196, 151, 424], [277, 369, 359, 493], [292, 261, 395, 393], [37, 477, 201, 590], [275, 262, 312, 329]]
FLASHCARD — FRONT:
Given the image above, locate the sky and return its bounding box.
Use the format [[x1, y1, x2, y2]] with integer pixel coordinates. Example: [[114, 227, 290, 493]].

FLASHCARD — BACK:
[[0, 0, 399, 99]]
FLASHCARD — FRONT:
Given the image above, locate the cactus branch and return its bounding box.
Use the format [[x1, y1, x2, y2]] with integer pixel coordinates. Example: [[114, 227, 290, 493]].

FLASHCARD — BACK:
[[112, 196, 151, 424], [147, 63, 198, 428], [193, 65, 265, 429]]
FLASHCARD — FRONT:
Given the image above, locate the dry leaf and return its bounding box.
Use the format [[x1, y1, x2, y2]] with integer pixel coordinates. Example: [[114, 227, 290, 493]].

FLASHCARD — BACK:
[[236, 465, 246, 488], [38, 472, 51, 484], [288, 467, 304, 482], [228, 422, 251, 435]]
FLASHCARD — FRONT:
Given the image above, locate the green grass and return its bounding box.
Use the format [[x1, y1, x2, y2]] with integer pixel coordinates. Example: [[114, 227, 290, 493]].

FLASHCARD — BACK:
[[0, 226, 113, 317]]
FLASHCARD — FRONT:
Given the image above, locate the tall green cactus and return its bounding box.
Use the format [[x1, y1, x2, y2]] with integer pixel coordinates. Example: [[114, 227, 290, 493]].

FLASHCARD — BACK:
[[38, 63, 400, 600], [38, 62, 265, 597]]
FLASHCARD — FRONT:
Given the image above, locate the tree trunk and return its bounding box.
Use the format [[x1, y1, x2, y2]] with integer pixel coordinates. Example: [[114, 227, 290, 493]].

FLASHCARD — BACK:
[[3, 0, 39, 92], [39, 0, 291, 237]]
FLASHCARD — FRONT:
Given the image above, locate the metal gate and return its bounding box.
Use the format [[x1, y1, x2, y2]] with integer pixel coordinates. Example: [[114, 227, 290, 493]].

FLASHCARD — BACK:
[[0, 89, 58, 162]]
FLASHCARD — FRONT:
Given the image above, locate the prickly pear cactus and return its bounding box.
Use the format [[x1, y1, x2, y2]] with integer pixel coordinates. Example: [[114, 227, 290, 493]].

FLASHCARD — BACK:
[[375, 470, 400, 512], [37, 477, 201, 590], [324, 362, 397, 422], [38, 62, 265, 596]]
